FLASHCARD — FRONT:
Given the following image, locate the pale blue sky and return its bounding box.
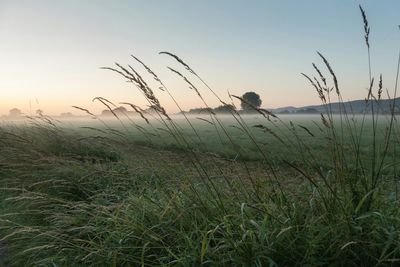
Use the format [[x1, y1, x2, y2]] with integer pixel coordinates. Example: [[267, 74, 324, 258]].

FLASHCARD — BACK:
[[0, 0, 399, 115]]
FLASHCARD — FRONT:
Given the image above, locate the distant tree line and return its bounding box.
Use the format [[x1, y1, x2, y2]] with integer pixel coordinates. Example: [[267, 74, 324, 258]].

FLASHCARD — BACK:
[[100, 106, 158, 117], [1, 91, 265, 118], [187, 104, 236, 114], [185, 91, 262, 114]]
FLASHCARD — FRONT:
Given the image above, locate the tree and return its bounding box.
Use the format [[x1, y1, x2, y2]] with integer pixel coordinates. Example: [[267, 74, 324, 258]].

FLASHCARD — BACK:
[[214, 104, 236, 113], [60, 112, 74, 117], [188, 107, 212, 114], [8, 108, 22, 117], [240, 92, 262, 110], [36, 109, 44, 116], [101, 109, 112, 116], [113, 106, 127, 114]]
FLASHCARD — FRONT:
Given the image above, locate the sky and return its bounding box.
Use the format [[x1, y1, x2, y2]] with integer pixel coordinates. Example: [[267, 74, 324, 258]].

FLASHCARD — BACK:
[[0, 0, 399, 116]]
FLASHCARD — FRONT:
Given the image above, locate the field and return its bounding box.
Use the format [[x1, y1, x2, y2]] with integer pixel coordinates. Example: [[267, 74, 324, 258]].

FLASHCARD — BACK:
[[1, 111, 400, 266]]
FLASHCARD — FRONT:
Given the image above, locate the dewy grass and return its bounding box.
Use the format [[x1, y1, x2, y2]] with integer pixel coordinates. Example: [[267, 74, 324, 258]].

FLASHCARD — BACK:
[[1, 5, 400, 266]]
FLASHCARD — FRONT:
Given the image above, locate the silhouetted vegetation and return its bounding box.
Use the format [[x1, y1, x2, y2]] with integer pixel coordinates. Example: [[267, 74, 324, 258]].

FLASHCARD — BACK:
[[240, 91, 262, 110], [8, 108, 22, 117]]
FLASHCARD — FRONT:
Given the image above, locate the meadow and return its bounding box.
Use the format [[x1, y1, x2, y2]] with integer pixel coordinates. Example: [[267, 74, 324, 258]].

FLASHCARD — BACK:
[[1, 109, 400, 266], [1, 5, 400, 266]]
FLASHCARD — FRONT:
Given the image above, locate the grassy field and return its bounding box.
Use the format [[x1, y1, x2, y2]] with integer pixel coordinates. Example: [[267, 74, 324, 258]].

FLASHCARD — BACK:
[[1, 110, 400, 266], [1, 5, 399, 265]]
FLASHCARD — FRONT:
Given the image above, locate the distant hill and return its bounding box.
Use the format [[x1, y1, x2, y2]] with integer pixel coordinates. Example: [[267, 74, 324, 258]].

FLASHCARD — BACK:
[[269, 98, 400, 115], [270, 106, 298, 114]]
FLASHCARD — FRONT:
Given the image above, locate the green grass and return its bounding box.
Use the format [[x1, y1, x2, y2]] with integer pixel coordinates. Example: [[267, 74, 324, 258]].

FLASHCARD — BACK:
[[1, 113, 400, 266], [67, 114, 400, 169]]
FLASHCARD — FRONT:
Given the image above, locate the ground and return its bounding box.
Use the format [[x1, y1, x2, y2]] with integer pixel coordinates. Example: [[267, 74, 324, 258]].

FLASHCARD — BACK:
[[0, 113, 399, 266]]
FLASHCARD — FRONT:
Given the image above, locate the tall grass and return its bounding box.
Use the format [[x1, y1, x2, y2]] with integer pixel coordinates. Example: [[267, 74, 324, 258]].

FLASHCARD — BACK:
[[1, 5, 400, 266]]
